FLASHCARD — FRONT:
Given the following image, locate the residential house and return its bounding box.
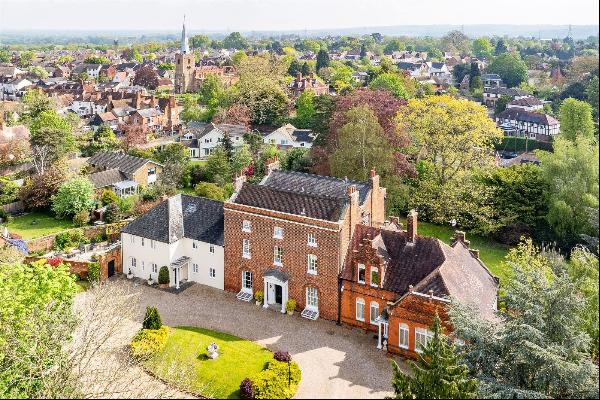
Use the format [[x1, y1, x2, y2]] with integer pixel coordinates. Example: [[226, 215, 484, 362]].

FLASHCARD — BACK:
[[352, 71, 369, 85], [288, 73, 329, 97], [340, 212, 498, 359], [87, 151, 163, 197], [72, 64, 103, 80], [506, 96, 544, 112], [396, 62, 428, 78], [496, 108, 560, 141], [0, 78, 33, 100], [262, 124, 317, 149], [121, 194, 225, 288], [130, 108, 164, 132], [223, 164, 386, 321], [183, 123, 248, 159], [481, 73, 504, 89], [483, 87, 529, 108], [426, 62, 450, 78]]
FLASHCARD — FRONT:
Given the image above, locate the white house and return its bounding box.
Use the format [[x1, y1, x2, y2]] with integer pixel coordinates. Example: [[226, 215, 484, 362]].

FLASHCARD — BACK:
[[121, 194, 224, 290], [183, 122, 248, 159], [0, 78, 33, 100], [262, 123, 317, 149]]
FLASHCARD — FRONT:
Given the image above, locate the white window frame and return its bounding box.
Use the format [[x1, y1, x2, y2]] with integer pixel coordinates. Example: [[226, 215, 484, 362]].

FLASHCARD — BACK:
[[141, 237, 145, 247], [192, 241, 198, 249], [152, 263, 158, 274], [130, 235, 135, 244], [415, 328, 434, 353], [357, 263, 366, 284], [192, 263, 199, 273], [370, 267, 379, 288], [356, 298, 365, 321], [273, 226, 284, 239], [209, 244, 215, 253], [242, 271, 253, 291], [370, 301, 379, 325], [399, 323, 409, 349], [242, 220, 252, 233], [273, 246, 283, 266], [307, 254, 318, 275], [243, 239, 251, 259], [150, 240, 156, 249], [306, 287, 318, 310], [209, 267, 216, 278], [307, 232, 317, 247]]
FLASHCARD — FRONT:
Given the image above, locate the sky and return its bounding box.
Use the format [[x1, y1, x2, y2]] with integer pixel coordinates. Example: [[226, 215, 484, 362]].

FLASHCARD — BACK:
[[1, 0, 599, 32]]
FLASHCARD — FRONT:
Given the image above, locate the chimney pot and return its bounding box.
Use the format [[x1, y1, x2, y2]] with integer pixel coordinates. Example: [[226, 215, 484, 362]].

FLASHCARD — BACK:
[[428, 289, 434, 298], [408, 284, 414, 292], [347, 184, 357, 195], [407, 209, 418, 242], [369, 169, 376, 178]]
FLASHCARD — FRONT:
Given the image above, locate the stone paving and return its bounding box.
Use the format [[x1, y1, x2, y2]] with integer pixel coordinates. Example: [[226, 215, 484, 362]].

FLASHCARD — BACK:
[[122, 278, 405, 398]]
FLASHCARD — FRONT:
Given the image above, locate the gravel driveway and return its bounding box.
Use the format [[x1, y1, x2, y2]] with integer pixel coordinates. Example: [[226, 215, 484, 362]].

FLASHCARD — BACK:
[[124, 279, 401, 399]]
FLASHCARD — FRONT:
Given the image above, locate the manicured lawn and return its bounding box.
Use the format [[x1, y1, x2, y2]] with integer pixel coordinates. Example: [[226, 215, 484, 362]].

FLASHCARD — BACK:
[[190, 160, 207, 166], [145, 327, 273, 399], [400, 218, 511, 282], [6, 212, 74, 240]]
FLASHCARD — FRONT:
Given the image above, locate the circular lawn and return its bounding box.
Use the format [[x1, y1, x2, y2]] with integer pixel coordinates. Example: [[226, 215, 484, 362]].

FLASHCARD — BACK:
[[144, 326, 273, 399]]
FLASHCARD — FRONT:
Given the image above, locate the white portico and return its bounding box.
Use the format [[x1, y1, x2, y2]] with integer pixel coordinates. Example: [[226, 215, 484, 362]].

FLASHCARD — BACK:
[[171, 256, 190, 290], [262, 269, 289, 314]]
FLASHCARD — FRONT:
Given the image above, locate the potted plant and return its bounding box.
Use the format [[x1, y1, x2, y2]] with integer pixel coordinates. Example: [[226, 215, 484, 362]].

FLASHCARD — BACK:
[[127, 268, 134, 279], [147, 274, 153, 286], [158, 266, 169, 288], [285, 299, 297, 315], [254, 291, 264, 306]]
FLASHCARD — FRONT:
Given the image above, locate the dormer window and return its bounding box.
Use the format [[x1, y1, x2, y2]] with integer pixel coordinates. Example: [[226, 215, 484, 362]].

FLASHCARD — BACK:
[[357, 264, 366, 284], [370, 267, 379, 287]]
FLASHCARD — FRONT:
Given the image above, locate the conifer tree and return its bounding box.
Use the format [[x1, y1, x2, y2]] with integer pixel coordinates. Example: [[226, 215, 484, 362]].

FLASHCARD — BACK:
[[391, 314, 479, 399]]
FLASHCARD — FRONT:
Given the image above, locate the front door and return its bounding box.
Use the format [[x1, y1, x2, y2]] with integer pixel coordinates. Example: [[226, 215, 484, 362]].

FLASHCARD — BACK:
[[275, 285, 282, 304], [107, 260, 115, 278]]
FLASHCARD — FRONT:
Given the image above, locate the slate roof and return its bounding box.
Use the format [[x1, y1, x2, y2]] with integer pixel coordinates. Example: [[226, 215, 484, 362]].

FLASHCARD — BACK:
[[87, 151, 161, 178], [89, 168, 127, 188], [136, 108, 163, 118], [484, 87, 528, 97], [262, 170, 371, 205], [292, 129, 315, 143], [121, 194, 224, 246], [233, 183, 347, 222], [497, 108, 559, 126]]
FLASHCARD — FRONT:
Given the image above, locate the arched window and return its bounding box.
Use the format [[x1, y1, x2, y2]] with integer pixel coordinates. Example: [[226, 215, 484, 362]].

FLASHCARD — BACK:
[[399, 323, 409, 349], [356, 298, 365, 321]]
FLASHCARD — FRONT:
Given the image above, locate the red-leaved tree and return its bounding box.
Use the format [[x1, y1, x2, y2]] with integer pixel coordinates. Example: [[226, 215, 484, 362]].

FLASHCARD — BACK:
[[311, 88, 415, 177], [212, 104, 252, 129]]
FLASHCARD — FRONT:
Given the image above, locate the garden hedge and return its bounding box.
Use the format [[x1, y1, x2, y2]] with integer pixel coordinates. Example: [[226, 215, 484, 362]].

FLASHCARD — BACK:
[[130, 326, 169, 360], [252, 360, 301, 399]]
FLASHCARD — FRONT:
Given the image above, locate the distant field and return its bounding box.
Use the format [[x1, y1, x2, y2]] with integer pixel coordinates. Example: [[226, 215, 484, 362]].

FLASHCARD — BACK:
[[6, 212, 74, 240]]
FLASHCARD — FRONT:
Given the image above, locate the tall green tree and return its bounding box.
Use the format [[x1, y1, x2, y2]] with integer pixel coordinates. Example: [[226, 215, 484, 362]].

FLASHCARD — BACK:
[[473, 38, 493, 59], [157, 143, 190, 187], [294, 90, 316, 129], [559, 97, 595, 141], [329, 105, 394, 181], [391, 314, 479, 399], [487, 53, 528, 88], [369, 72, 409, 99], [51, 177, 95, 219], [205, 146, 232, 186], [537, 136, 599, 242], [29, 110, 76, 164], [223, 32, 249, 50], [316, 49, 330, 71], [450, 241, 600, 399]]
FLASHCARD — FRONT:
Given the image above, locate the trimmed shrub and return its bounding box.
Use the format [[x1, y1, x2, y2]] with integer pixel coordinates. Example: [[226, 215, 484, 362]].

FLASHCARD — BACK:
[[252, 360, 301, 399], [73, 210, 90, 227], [130, 326, 169, 360], [100, 189, 119, 206], [240, 377, 255, 399], [87, 262, 101, 283], [254, 291, 264, 303], [285, 299, 296, 313], [158, 266, 169, 285], [104, 202, 121, 223], [273, 351, 291, 363], [143, 306, 162, 330]]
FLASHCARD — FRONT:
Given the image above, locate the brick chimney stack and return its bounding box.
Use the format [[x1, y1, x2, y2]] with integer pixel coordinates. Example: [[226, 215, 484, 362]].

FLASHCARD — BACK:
[[407, 209, 418, 243], [233, 169, 247, 193]]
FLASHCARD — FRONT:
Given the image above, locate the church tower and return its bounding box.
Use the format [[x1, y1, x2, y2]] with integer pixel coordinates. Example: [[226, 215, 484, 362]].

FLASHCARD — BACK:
[[174, 15, 195, 94]]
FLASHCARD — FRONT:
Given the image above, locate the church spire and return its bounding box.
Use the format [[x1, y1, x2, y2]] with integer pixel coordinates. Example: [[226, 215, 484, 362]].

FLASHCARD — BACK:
[[181, 15, 190, 54]]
